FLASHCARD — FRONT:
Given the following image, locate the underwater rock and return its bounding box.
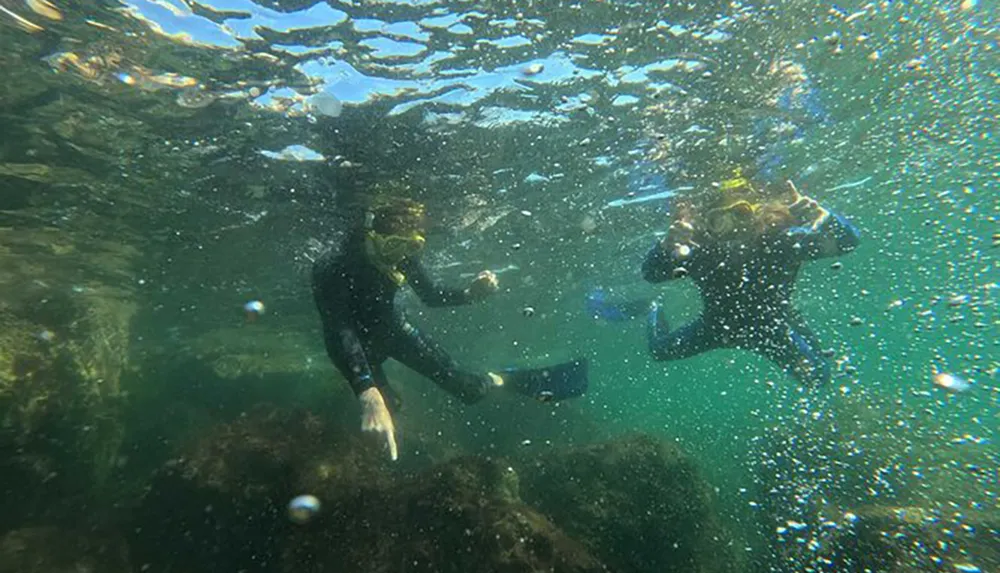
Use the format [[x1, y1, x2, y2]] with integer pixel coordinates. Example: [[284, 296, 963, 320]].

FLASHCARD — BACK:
[[748, 393, 999, 572], [0, 162, 93, 184], [0, 299, 133, 524], [819, 505, 999, 573], [0, 232, 135, 529], [130, 404, 602, 573], [130, 410, 739, 573], [0, 526, 130, 573], [188, 326, 323, 380], [518, 433, 742, 573], [281, 455, 605, 573], [128, 404, 393, 573]]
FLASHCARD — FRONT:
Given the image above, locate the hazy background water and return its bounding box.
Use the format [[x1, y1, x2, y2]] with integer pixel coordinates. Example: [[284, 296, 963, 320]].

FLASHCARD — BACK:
[[0, 0, 996, 569]]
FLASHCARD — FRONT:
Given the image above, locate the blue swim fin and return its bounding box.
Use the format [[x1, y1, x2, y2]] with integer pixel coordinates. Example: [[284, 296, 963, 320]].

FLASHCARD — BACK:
[[586, 288, 650, 322], [500, 358, 589, 402]]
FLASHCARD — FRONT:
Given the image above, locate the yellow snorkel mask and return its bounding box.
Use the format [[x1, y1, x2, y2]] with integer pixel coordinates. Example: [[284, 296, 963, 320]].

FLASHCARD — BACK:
[[363, 196, 427, 285], [705, 168, 763, 237], [367, 230, 426, 264], [718, 167, 755, 194]]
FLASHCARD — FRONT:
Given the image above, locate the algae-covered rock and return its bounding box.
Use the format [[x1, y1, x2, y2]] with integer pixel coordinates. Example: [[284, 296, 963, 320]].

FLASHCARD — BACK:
[[129, 416, 735, 573], [518, 433, 742, 573], [0, 162, 94, 185], [131, 403, 595, 573], [132, 403, 591, 573], [819, 504, 999, 573], [0, 286, 134, 527], [190, 326, 322, 380], [0, 526, 131, 573], [283, 456, 605, 573], [128, 404, 391, 573], [0, 227, 136, 528]]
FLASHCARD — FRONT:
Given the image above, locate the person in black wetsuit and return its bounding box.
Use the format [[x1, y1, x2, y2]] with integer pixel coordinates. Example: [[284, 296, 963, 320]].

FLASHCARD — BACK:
[[642, 170, 860, 386], [313, 195, 587, 461]]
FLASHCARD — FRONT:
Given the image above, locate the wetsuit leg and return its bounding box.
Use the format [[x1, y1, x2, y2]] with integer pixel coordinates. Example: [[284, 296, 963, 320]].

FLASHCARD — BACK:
[[385, 317, 491, 405], [754, 323, 831, 386], [647, 304, 722, 361]]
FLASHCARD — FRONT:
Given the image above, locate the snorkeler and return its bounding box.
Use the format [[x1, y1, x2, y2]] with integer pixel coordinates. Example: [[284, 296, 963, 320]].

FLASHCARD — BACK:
[[642, 169, 860, 386], [312, 194, 588, 461]]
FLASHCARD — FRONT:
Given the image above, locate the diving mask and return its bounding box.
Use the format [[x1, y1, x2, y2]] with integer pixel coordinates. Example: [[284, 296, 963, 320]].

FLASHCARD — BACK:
[[367, 230, 426, 265], [705, 199, 762, 236], [708, 199, 761, 218]]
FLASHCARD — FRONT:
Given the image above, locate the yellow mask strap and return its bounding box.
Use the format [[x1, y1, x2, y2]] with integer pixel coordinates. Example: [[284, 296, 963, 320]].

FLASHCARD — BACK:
[[719, 168, 755, 194], [709, 199, 760, 216]]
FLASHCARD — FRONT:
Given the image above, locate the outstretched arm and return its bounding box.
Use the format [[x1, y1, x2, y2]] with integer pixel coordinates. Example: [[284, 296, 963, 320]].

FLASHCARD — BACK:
[[783, 182, 860, 261], [323, 323, 377, 394], [786, 209, 861, 260], [318, 297, 399, 460], [313, 254, 399, 461], [312, 257, 376, 395], [402, 257, 475, 307]]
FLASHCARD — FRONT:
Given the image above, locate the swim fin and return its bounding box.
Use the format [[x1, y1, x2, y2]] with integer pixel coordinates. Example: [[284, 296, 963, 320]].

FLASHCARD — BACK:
[[499, 358, 589, 402]]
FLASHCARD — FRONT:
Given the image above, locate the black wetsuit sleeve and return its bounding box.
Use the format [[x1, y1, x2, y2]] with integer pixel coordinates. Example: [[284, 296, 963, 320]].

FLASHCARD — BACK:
[[312, 258, 376, 396], [786, 210, 861, 261], [325, 322, 376, 396], [642, 241, 698, 283], [401, 257, 472, 307]]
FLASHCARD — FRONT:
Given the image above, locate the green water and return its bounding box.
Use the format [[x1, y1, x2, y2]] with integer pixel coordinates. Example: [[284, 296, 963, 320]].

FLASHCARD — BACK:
[[0, 0, 996, 571]]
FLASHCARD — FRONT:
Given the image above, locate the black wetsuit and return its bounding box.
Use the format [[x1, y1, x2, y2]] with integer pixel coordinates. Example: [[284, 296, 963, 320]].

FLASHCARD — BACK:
[[312, 233, 491, 404], [642, 211, 860, 386]]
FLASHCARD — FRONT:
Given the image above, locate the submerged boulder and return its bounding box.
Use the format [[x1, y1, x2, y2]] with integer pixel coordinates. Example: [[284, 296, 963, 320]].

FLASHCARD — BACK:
[[518, 433, 742, 573], [0, 227, 136, 529], [284, 456, 606, 573], [129, 410, 737, 573], [128, 405, 363, 573], [819, 505, 999, 573], [0, 526, 130, 573], [130, 403, 600, 573]]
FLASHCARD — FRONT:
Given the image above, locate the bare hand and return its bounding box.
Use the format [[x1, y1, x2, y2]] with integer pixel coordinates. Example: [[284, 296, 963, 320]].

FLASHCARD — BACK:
[[359, 387, 398, 461], [787, 181, 830, 230], [467, 270, 499, 300], [789, 195, 829, 230], [662, 219, 697, 257], [669, 219, 695, 243]]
